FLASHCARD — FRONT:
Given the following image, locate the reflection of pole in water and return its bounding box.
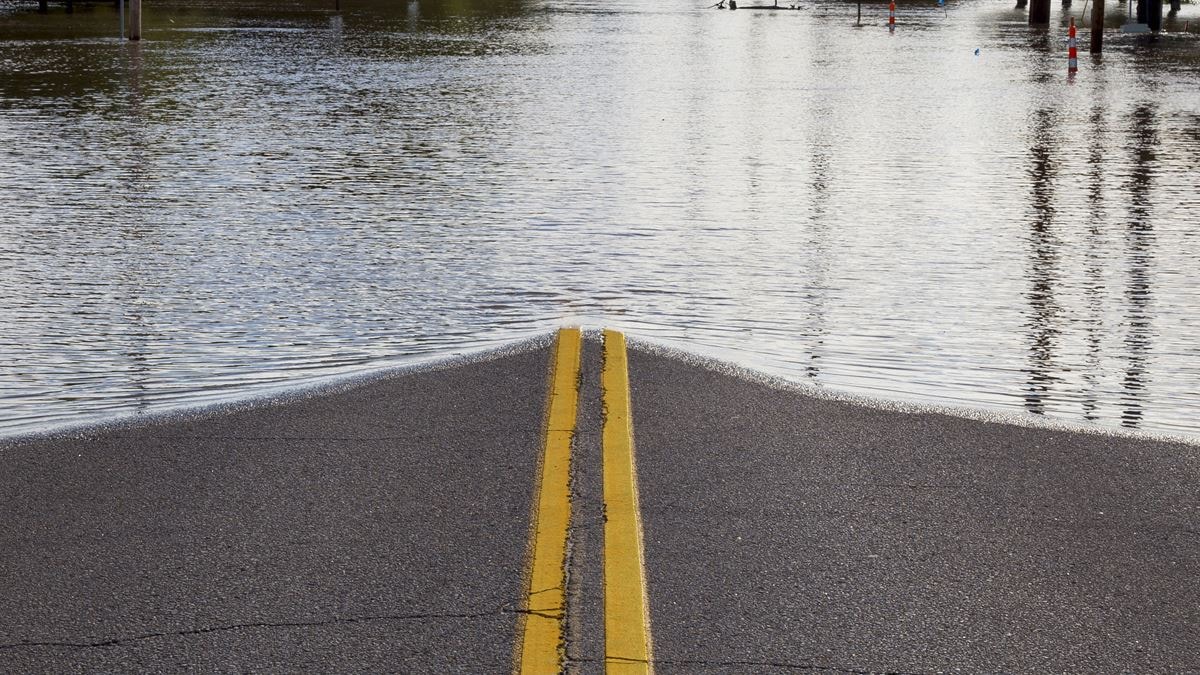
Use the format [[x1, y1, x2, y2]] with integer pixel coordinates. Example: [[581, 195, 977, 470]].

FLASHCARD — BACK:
[[1023, 108, 1061, 416], [796, 27, 834, 383], [1081, 105, 1108, 422], [1120, 105, 1157, 428], [117, 41, 157, 410], [804, 147, 830, 380], [116, 270, 156, 410], [407, 0, 421, 32]]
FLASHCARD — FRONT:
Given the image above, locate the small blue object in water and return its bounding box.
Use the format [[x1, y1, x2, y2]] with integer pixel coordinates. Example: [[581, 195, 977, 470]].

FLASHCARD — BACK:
[[974, 48, 980, 56]]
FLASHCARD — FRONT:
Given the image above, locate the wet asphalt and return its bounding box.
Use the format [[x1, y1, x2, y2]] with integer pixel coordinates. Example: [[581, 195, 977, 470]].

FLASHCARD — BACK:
[[2, 338, 1198, 672], [0, 346, 553, 672], [627, 347, 1200, 673]]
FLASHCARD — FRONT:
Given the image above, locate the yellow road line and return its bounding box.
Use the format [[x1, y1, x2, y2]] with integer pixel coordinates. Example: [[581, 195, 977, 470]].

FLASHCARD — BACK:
[[601, 330, 654, 674], [516, 327, 582, 675]]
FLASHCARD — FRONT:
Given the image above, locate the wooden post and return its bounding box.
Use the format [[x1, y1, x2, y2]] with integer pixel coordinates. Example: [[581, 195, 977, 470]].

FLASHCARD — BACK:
[[1030, 0, 1051, 23], [65, 0, 74, 13], [1148, 0, 1161, 30], [38, 0, 48, 12], [1090, 0, 1104, 52], [129, 0, 141, 40]]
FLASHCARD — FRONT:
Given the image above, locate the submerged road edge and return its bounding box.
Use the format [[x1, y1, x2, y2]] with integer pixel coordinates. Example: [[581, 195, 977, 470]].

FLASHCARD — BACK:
[[517, 328, 582, 674], [601, 330, 654, 674]]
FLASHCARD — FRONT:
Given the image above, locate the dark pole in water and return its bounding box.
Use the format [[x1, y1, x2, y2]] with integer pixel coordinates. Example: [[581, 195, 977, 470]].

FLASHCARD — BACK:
[[129, 0, 141, 39], [1030, 0, 1050, 23], [65, 0, 73, 13], [119, 0, 124, 38], [38, 0, 47, 12], [1147, 0, 1161, 30], [1170, 0, 1181, 13], [857, 0, 861, 25], [1136, 0, 1147, 24], [1090, 0, 1104, 51]]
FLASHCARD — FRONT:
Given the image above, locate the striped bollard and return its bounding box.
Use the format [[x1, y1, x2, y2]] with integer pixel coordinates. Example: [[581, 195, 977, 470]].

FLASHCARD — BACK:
[[1068, 17, 1078, 74], [889, 0, 896, 30]]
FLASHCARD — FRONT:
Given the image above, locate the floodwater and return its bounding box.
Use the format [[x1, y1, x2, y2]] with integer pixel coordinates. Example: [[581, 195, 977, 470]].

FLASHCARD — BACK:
[[1, 0, 1198, 437]]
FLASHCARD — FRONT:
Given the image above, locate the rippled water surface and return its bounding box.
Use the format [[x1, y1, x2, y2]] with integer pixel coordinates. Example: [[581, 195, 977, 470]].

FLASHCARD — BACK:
[[2, 0, 1199, 436]]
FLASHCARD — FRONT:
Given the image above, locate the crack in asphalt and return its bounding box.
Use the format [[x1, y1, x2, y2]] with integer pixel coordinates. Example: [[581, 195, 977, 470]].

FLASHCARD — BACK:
[[658, 660, 925, 674], [109, 435, 428, 442], [570, 657, 926, 674], [514, 608, 563, 621], [605, 655, 651, 664], [0, 606, 517, 651]]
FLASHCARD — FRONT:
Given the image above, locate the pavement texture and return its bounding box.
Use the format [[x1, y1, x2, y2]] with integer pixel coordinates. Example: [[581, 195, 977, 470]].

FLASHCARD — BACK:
[[626, 346, 1200, 673], [2, 337, 1199, 673], [0, 346, 553, 672]]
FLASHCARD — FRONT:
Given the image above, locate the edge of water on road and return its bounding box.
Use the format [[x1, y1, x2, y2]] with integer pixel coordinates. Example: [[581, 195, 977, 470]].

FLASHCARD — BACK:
[[7, 328, 1196, 450], [0, 333, 554, 449], [627, 335, 1200, 448]]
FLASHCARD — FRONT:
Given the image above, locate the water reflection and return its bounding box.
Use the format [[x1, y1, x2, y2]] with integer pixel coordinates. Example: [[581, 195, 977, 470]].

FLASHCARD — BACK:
[[1082, 103, 1108, 423], [2, 0, 1200, 437], [1023, 107, 1062, 417], [1121, 104, 1157, 428], [803, 92, 832, 382]]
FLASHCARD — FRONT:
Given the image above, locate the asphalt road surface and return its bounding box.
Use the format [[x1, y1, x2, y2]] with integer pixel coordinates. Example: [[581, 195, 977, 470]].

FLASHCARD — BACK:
[[627, 347, 1200, 673], [0, 345, 553, 672], [2, 334, 1197, 673]]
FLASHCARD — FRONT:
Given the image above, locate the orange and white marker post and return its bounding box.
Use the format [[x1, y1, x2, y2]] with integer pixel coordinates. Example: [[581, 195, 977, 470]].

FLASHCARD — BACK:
[[889, 0, 896, 30], [1068, 17, 1078, 74]]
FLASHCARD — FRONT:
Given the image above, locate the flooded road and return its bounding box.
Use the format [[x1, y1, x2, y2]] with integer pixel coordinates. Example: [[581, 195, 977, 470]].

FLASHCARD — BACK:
[[1, 0, 1198, 437]]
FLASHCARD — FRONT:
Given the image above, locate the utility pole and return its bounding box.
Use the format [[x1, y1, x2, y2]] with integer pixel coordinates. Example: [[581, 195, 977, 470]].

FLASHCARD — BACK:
[[130, 0, 141, 40], [1090, 0, 1104, 52], [1030, 0, 1051, 23]]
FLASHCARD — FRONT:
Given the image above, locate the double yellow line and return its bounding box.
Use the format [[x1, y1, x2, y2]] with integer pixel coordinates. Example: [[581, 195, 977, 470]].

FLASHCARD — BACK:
[[515, 328, 653, 674]]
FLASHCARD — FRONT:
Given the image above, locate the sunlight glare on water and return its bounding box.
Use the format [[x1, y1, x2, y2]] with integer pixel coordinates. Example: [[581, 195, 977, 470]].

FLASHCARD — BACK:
[[1, 0, 1198, 436]]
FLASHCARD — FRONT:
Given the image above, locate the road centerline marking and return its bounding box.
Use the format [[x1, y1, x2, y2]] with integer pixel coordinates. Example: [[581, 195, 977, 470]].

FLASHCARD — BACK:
[[516, 327, 582, 674], [601, 329, 654, 674]]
